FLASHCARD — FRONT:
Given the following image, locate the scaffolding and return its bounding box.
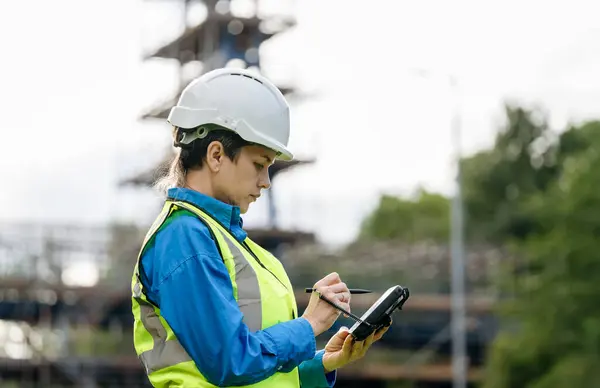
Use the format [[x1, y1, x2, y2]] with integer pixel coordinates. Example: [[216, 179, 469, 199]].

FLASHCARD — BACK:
[[0, 1, 498, 386], [0, 223, 496, 387]]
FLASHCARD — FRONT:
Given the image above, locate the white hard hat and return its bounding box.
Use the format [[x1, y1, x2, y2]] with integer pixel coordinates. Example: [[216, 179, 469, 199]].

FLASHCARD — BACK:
[[168, 68, 293, 161]]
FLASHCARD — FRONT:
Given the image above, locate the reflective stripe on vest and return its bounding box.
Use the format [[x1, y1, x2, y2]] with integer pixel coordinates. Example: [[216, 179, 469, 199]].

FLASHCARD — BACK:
[[137, 298, 191, 373], [131, 199, 303, 387], [131, 201, 195, 374], [132, 224, 264, 373], [221, 232, 263, 332]]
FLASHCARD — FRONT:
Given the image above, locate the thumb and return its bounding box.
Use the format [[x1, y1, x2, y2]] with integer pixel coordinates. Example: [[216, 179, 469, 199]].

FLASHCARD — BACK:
[[337, 326, 350, 338]]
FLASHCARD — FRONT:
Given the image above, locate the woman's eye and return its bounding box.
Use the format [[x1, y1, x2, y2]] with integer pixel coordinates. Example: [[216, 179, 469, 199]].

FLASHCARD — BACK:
[[254, 163, 264, 171]]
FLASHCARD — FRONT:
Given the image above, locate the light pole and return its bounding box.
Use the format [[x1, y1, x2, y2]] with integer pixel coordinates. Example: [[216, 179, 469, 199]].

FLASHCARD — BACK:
[[410, 69, 467, 388], [448, 75, 467, 388]]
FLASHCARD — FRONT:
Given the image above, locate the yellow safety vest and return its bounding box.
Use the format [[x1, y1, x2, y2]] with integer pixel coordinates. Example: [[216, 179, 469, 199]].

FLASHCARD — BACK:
[[131, 199, 301, 387]]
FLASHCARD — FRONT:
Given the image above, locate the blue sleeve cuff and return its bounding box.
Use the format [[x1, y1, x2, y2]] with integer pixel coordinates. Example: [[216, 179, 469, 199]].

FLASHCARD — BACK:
[[263, 317, 316, 368], [298, 350, 337, 388], [319, 350, 337, 387]]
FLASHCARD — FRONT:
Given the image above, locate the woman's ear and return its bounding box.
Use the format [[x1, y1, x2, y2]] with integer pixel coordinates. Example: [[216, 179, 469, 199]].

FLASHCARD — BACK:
[[206, 141, 224, 172]]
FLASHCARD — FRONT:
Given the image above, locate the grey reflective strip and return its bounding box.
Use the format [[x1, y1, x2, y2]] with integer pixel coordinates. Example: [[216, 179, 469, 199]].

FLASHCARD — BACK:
[[221, 234, 263, 332], [140, 339, 191, 373], [133, 281, 142, 298], [137, 298, 191, 373]]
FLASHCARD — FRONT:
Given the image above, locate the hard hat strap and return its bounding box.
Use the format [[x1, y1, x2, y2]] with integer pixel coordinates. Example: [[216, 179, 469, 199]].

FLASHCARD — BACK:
[[174, 126, 210, 148]]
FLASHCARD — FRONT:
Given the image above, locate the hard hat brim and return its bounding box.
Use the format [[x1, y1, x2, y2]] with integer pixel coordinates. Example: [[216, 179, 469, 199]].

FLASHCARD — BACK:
[[168, 106, 293, 161]]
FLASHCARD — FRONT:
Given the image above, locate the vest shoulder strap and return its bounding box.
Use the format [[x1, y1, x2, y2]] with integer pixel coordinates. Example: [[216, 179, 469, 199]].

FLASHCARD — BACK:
[[133, 200, 226, 301]]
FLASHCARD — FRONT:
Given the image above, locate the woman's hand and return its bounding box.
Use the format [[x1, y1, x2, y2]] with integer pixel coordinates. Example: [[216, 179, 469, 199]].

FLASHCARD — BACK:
[[302, 272, 351, 336], [321, 324, 391, 373]]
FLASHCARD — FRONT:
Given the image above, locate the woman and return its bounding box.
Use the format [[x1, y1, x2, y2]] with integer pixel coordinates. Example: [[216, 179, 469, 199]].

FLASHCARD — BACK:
[[131, 68, 389, 387]]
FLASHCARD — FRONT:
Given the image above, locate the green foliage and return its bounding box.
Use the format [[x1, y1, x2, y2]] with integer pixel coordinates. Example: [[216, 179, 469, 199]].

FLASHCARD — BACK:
[[461, 107, 600, 244], [356, 101, 600, 386], [360, 104, 565, 244], [358, 189, 450, 243], [483, 120, 600, 387], [461, 104, 560, 243]]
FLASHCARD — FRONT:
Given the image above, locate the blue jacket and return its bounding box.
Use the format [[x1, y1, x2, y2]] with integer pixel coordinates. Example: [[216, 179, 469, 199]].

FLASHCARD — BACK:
[[139, 187, 336, 387]]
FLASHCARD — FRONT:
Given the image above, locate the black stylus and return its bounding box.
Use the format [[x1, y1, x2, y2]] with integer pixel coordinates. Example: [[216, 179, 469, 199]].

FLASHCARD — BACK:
[[312, 290, 372, 328], [304, 288, 372, 294]]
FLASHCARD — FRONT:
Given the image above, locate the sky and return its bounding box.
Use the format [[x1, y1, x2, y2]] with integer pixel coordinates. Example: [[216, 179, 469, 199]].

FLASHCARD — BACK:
[[1, 0, 600, 246]]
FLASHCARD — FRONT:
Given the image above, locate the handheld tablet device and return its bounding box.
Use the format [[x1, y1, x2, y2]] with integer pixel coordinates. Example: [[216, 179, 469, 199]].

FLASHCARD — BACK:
[[347, 285, 410, 341]]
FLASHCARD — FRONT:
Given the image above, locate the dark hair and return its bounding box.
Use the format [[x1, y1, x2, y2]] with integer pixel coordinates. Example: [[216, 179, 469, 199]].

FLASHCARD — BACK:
[[155, 124, 251, 194]]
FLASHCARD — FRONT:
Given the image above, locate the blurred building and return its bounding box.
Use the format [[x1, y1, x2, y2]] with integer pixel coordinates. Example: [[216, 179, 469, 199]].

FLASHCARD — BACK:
[[0, 231, 498, 387], [0, 1, 500, 387]]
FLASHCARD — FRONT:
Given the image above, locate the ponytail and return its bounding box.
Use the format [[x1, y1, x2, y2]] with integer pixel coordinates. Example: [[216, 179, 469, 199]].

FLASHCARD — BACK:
[[154, 148, 186, 195]]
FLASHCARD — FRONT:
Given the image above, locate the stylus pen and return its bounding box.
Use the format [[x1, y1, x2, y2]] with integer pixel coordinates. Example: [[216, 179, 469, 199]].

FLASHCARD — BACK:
[[312, 290, 373, 327], [304, 288, 372, 294]]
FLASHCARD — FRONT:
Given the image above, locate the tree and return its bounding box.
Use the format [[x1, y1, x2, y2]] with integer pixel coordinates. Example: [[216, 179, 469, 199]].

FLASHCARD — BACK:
[[360, 105, 600, 246], [461, 105, 600, 244], [483, 121, 600, 387], [461, 104, 559, 243], [358, 189, 450, 243], [360, 104, 562, 245], [354, 100, 600, 385]]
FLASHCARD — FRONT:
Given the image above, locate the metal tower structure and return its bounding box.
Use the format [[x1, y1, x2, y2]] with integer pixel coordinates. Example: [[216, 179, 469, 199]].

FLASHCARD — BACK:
[[128, 0, 311, 230], [141, 0, 298, 120]]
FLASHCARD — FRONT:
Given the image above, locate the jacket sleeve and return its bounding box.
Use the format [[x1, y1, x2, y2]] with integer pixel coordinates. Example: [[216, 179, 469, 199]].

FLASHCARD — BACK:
[[148, 215, 317, 386], [298, 350, 337, 388]]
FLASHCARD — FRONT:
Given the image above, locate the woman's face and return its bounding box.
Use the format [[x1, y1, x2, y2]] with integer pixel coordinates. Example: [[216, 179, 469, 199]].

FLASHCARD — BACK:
[[214, 144, 276, 214]]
